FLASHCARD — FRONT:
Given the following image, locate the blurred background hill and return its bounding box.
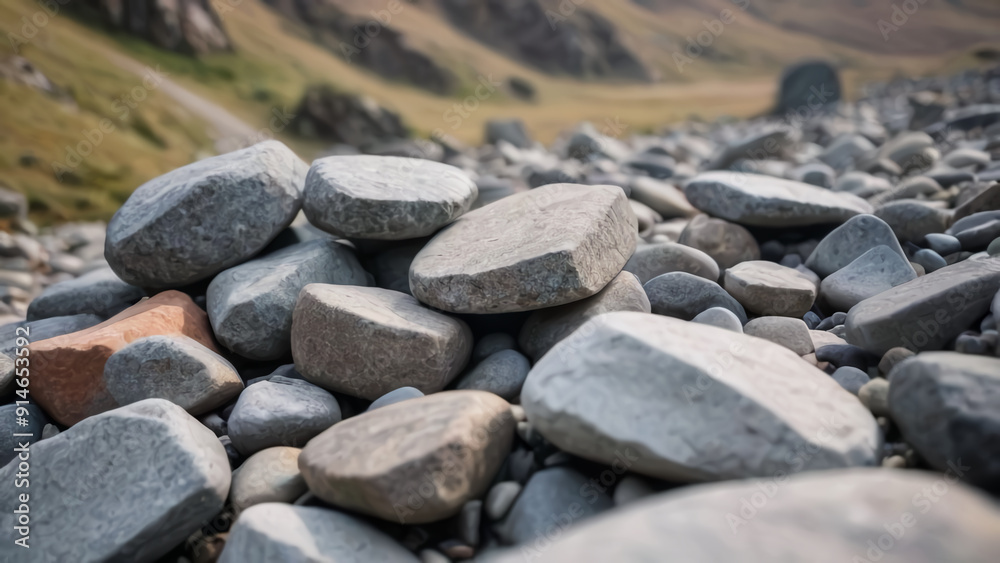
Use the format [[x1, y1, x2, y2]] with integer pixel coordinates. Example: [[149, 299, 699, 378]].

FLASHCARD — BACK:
[[1, 0, 999, 224]]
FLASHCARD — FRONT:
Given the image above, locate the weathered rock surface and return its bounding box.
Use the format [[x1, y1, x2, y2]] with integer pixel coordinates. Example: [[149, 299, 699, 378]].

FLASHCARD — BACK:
[[292, 284, 472, 399], [518, 271, 650, 361], [30, 291, 219, 425], [743, 316, 814, 355], [105, 141, 305, 288], [624, 242, 719, 284], [644, 272, 747, 323], [677, 214, 760, 270], [219, 504, 418, 563], [26, 267, 144, 321], [0, 403, 46, 466], [207, 239, 368, 360], [874, 200, 953, 244], [228, 376, 341, 456], [299, 390, 515, 524], [230, 447, 307, 513], [628, 176, 697, 218], [820, 246, 918, 312], [0, 399, 230, 563], [724, 261, 817, 318], [409, 184, 636, 313], [521, 312, 880, 482], [844, 257, 1000, 355], [805, 214, 908, 278], [456, 350, 531, 401], [104, 335, 243, 416], [303, 155, 477, 240], [684, 172, 871, 227], [888, 352, 1000, 487]]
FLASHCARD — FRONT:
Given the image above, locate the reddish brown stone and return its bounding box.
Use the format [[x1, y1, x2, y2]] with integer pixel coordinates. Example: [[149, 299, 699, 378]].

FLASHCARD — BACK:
[[30, 291, 218, 425]]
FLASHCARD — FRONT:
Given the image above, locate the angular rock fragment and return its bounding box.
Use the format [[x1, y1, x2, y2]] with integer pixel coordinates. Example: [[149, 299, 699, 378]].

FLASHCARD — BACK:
[[724, 261, 817, 318]]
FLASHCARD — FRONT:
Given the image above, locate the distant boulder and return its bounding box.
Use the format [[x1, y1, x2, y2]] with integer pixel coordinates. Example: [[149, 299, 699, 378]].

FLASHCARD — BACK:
[[289, 85, 409, 147], [774, 60, 841, 116], [79, 0, 230, 54]]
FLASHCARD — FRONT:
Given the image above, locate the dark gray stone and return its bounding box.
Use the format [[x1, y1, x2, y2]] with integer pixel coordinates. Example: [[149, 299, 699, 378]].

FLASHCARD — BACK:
[[644, 272, 747, 323], [677, 214, 760, 270], [456, 349, 530, 400], [912, 248, 947, 273], [925, 233, 962, 256], [831, 366, 870, 395], [873, 200, 952, 244], [0, 403, 47, 466], [228, 377, 341, 456], [26, 268, 144, 321], [624, 242, 719, 284], [819, 246, 917, 312], [472, 333, 517, 364], [485, 119, 532, 149], [805, 214, 908, 278]]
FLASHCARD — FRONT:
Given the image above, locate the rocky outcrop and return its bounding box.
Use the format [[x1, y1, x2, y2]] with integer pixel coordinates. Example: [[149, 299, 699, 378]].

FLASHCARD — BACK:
[[79, 0, 231, 54], [289, 85, 410, 147]]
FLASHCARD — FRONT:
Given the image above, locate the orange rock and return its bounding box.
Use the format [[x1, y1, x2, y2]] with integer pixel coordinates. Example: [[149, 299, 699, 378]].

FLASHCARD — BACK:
[[30, 291, 219, 426]]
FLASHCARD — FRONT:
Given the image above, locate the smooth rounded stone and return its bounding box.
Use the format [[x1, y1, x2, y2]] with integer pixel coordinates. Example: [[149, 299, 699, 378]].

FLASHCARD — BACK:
[[0, 313, 102, 360], [956, 219, 1000, 250], [367, 386, 425, 411], [789, 162, 835, 188], [911, 248, 947, 273], [0, 399, 229, 563], [818, 312, 847, 332], [691, 307, 743, 333], [644, 272, 747, 324], [105, 141, 305, 288], [677, 214, 760, 270], [832, 171, 892, 198], [104, 335, 244, 416], [628, 176, 697, 218], [485, 481, 522, 521], [486, 119, 532, 149], [989, 237, 1000, 256], [612, 475, 655, 506], [925, 233, 962, 256], [304, 155, 477, 240], [519, 271, 650, 362], [820, 134, 876, 172], [292, 285, 472, 400], [874, 200, 953, 244], [805, 214, 908, 278], [521, 312, 880, 482], [869, 176, 943, 205], [819, 245, 918, 312], [880, 131, 934, 166], [816, 344, 877, 371], [472, 333, 517, 364], [0, 404, 47, 466], [626, 152, 675, 179], [943, 147, 991, 169], [482, 469, 1000, 563], [743, 317, 814, 355], [723, 261, 817, 318], [955, 183, 1000, 222], [219, 503, 418, 563], [299, 390, 515, 524], [879, 347, 916, 375], [683, 172, 872, 227], [858, 378, 890, 416], [26, 267, 144, 321], [409, 184, 637, 314], [810, 329, 847, 351], [207, 239, 368, 361], [623, 242, 719, 284], [845, 257, 1000, 356], [367, 239, 426, 294], [889, 352, 1000, 487], [230, 447, 307, 513], [831, 366, 870, 395], [947, 210, 1000, 238], [706, 127, 795, 170], [29, 291, 218, 426], [803, 311, 821, 330], [456, 350, 531, 401], [630, 200, 661, 233], [494, 467, 613, 546], [228, 377, 341, 456]]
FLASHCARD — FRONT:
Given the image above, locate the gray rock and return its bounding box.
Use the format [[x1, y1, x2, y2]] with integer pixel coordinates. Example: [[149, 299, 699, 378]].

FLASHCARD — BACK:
[[0, 313, 102, 358], [456, 350, 531, 400], [912, 248, 947, 273], [630, 199, 662, 232], [845, 257, 1000, 355], [26, 267, 144, 321], [486, 119, 532, 149], [483, 469, 1000, 563], [519, 271, 650, 362], [628, 176, 697, 218], [942, 147, 990, 169], [879, 347, 916, 375], [219, 504, 418, 563], [724, 261, 817, 318], [0, 403, 47, 466], [207, 239, 369, 360], [521, 312, 880, 482], [691, 307, 743, 332], [789, 162, 835, 188], [228, 377, 341, 456], [368, 240, 427, 294], [104, 335, 244, 416], [888, 352, 1000, 488], [677, 214, 760, 270], [292, 285, 472, 400], [367, 386, 425, 411], [819, 246, 917, 312], [303, 155, 477, 240], [925, 233, 962, 256], [831, 366, 870, 395], [820, 135, 876, 172], [624, 242, 719, 284], [0, 399, 230, 563], [706, 127, 795, 170], [230, 447, 307, 514], [485, 481, 522, 521], [612, 475, 655, 506], [858, 378, 890, 416], [645, 272, 747, 323], [868, 175, 942, 205], [473, 333, 517, 364], [874, 200, 953, 243], [105, 141, 305, 288], [956, 219, 1000, 250], [0, 353, 14, 395], [494, 467, 613, 546], [831, 171, 891, 198], [880, 131, 935, 168], [743, 316, 814, 355], [805, 214, 908, 278], [683, 172, 872, 227], [409, 184, 637, 313]]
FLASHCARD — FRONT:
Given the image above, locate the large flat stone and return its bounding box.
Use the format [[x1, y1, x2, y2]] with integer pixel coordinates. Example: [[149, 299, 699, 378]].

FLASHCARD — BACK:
[[684, 172, 872, 227], [521, 312, 880, 482], [723, 261, 817, 318], [409, 184, 637, 313], [105, 141, 305, 288]]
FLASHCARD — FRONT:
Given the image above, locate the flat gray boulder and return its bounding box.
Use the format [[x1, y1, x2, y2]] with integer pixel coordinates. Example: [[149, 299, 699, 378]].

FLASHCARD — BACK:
[[521, 312, 880, 482], [26, 267, 144, 321], [105, 141, 305, 288], [845, 257, 1000, 355], [208, 239, 368, 360], [219, 504, 418, 563], [303, 155, 477, 240], [820, 246, 917, 312], [684, 172, 872, 227], [805, 214, 909, 278], [228, 376, 341, 456], [409, 184, 637, 313], [292, 284, 472, 399], [624, 241, 719, 284], [0, 399, 230, 563], [644, 271, 747, 323]]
